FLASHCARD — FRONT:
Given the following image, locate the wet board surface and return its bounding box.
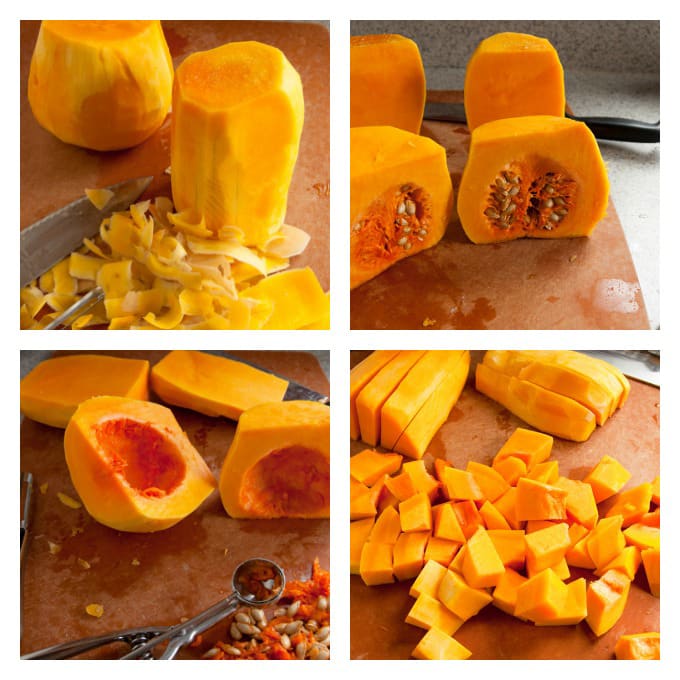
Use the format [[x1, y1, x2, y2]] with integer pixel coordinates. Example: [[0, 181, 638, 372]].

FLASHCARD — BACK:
[[350, 92, 648, 330], [20, 350, 329, 659], [349, 350, 660, 660], [20, 20, 329, 291]]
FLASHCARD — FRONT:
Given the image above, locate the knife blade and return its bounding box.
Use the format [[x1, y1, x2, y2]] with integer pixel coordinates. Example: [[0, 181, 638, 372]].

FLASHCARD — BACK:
[[423, 101, 660, 143], [581, 350, 660, 387], [210, 351, 330, 404], [20, 176, 153, 287]]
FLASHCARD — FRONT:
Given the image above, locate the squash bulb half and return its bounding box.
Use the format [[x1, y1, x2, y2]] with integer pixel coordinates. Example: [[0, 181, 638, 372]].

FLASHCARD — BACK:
[[28, 20, 173, 151], [219, 401, 330, 519], [64, 396, 216, 532]]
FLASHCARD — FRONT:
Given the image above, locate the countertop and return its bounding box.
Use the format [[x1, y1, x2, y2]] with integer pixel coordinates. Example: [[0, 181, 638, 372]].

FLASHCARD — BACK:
[[351, 20, 660, 329]]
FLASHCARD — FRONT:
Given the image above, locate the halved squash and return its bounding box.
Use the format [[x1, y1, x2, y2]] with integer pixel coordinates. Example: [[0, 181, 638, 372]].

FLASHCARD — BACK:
[[64, 396, 216, 532], [219, 401, 330, 518], [457, 116, 609, 244], [350, 125, 453, 289]]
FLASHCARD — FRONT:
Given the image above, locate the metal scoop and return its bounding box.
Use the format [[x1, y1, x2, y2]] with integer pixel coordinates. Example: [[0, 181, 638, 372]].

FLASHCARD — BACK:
[[21, 558, 285, 660]]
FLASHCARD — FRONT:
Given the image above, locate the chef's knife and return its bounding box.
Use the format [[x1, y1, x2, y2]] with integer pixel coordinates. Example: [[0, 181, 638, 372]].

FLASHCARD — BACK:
[[424, 101, 660, 143], [582, 350, 660, 387], [20, 176, 153, 288], [210, 351, 330, 404]]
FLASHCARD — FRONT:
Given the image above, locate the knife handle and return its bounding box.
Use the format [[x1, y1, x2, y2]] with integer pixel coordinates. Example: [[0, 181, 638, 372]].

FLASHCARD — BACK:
[[567, 113, 660, 143]]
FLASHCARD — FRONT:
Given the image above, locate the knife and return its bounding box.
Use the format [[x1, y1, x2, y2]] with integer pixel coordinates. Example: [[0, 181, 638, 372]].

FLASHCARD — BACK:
[[20, 176, 153, 288], [208, 351, 330, 404], [424, 101, 660, 143], [581, 350, 660, 387]]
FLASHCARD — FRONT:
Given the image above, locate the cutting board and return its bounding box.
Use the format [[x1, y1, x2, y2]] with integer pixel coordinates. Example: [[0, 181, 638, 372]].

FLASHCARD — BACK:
[[350, 92, 648, 329], [20, 350, 329, 659], [19, 21, 329, 291], [349, 351, 659, 660]]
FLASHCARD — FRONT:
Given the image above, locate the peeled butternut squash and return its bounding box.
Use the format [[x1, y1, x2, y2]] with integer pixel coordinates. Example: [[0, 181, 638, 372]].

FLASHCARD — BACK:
[[350, 126, 453, 289], [457, 115, 609, 244], [464, 32, 565, 131], [350, 34, 426, 134], [171, 41, 304, 246], [475, 362, 596, 442], [64, 396, 216, 532], [21, 354, 149, 428], [150, 350, 288, 420], [219, 401, 330, 519], [28, 20, 173, 151]]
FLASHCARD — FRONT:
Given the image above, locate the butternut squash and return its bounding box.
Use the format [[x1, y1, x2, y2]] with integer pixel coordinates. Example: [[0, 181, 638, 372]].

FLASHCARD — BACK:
[[350, 351, 401, 440], [585, 569, 631, 636], [28, 20, 173, 150], [393, 531, 430, 581], [464, 32, 565, 131], [171, 41, 304, 246], [405, 592, 464, 636], [219, 401, 329, 519], [410, 559, 448, 599], [475, 362, 597, 441], [150, 350, 288, 420], [350, 126, 453, 289], [64, 396, 216, 532], [359, 541, 394, 586], [355, 350, 426, 446], [457, 116, 609, 244], [380, 350, 467, 452], [21, 354, 149, 428], [394, 351, 470, 459], [350, 34, 426, 134]]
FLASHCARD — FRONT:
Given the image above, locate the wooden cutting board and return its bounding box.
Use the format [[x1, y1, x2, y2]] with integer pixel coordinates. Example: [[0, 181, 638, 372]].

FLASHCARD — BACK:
[[351, 92, 648, 329], [19, 21, 329, 291], [350, 351, 659, 660], [20, 350, 329, 659]]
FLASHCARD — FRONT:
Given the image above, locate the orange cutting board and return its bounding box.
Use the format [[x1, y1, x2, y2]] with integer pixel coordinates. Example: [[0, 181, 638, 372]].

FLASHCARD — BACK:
[[20, 21, 329, 291], [350, 351, 659, 660], [350, 92, 648, 329], [20, 350, 329, 659]]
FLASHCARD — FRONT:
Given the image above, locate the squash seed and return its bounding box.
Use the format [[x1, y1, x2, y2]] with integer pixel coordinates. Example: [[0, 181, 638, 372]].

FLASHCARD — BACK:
[[230, 622, 243, 640], [235, 612, 252, 624], [397, 236, 408, 246], [295, 641, 307, 660], [284, 620, 303, 636], [280, 633, 291, 650], [222, 645, 242, 656], [287, 600, 301, 617], [202, 647, 221, 659], [315, 626, 330, 642]]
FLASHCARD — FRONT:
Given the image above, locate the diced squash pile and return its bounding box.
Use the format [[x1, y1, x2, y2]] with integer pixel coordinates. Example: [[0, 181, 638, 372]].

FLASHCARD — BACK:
[[21, 195, 328, 330], [350, 350, 470, 458], [475, 350, 630, 441], [350, 426, 660, 659]]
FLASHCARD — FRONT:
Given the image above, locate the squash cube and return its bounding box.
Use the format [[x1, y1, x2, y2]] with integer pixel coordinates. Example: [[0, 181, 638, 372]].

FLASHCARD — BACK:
[[534, 578, 587, 626], [492, 567, 528, 616], [583, 454, 631, 503], [359, 541, 394, 586], [641, 548, 660, 597], [350, 448, 403, 486], [402, 460, 440, 500], [585, 569, 631, 636], [399, 492, 432, 533], [515, 568, 569, 622], [443, 467, 484, 502], [437, 568, 493, 620], [350, 517, 375, 574], [424, 536, 461, 567], [405, 592, 464, 636], [614, 632, 660, 660], [410, 559, 448, 599], [367, 505, 402, 544], [524, 522, 571, 573], [606, 482, 653, 527], [393, 531, 430, 581], [432, 502, 466, 543], [412, 626, 472, 660], [515, 477, 568, 521], [586, 515, 626, 570], [466, 461, 510, 502], [493, 426, 553, 469], [462, 527, 505, 588]]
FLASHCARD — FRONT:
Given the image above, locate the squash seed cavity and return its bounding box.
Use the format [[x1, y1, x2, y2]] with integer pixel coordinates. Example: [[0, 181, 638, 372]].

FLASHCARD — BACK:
[[485, 167, 576, 233], [352, 183, 432, 265]]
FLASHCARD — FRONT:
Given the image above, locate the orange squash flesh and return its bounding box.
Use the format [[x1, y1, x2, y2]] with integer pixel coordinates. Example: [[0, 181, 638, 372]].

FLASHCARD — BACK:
[[64, 396, 216, 532], [150, 350, 288, 420], [350, 126, 454, 289], [457, 115, 609, 244], [171, 41, 304, 246], [350, 34, 426, 134], [475, 362, 597, 442], [20, 354, 149, 428], [28, 20, 173, 151], [464, 32, 565, 131], [219, 401, 330, 519]]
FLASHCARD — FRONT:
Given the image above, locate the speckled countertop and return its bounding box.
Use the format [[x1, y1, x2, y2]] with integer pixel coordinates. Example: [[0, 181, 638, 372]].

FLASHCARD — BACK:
[[351, 20, 660, 329]]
